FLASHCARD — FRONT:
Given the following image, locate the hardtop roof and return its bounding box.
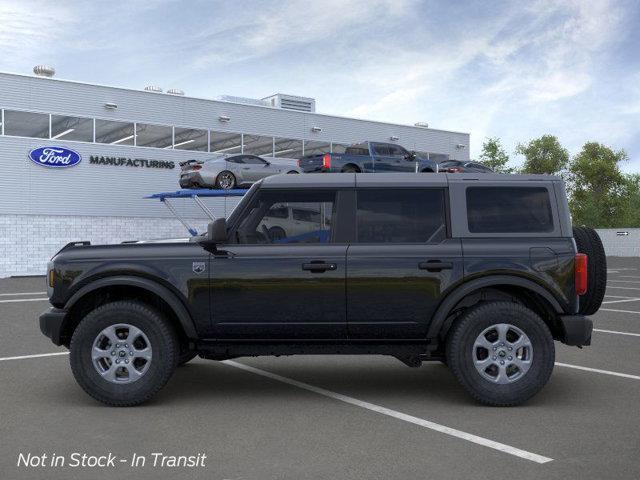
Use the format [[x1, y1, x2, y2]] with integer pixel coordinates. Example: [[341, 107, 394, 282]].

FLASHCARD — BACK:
[[259, 173, 562, 188]]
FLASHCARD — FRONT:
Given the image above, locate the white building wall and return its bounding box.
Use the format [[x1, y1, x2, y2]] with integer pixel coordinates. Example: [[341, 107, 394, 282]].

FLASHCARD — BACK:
[[595, 229, 640, 257], [0, 213, 224, 277], [0, 71, 471, 276]]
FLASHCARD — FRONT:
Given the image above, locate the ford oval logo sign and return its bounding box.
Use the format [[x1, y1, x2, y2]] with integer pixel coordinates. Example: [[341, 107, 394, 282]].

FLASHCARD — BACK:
[[28, 146, 82, 168]]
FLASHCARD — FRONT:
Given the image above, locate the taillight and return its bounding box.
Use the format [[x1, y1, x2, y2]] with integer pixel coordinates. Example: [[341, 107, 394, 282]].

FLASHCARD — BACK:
[[446, 167, 463, 173], [575, 253, 588, 295], [192, 164, 202, 170], [322, 153, 331, 169], [297, 159, 301, 167]]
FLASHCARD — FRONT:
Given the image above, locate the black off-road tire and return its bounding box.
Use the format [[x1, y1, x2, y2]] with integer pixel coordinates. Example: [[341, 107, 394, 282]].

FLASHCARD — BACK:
[[446, 302, 555, 407], [70, 301, 179, 407], [573, 226, 607, 315], [177, 348, 198, 366]]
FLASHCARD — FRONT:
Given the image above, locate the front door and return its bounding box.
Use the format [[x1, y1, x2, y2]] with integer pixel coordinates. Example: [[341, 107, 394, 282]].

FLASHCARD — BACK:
[[387, 144, 417, 172], [211, 188, 348, 339], [347, 187, 463, 338]]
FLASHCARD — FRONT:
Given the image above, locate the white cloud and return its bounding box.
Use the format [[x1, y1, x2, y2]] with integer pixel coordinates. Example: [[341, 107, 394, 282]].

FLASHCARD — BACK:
[[0, 1, 76, 67]]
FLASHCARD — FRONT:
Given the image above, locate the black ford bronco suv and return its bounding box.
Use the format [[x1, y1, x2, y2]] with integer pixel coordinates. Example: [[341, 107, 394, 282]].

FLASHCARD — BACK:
[[39, 173, 606, 407]]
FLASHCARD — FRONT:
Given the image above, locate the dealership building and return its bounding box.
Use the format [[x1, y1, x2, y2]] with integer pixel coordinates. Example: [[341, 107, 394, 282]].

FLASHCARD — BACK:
[[0, 68, 470, 277]]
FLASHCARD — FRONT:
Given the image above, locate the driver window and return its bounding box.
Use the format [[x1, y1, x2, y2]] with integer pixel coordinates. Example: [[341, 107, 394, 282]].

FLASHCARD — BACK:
[[389, 145, 407, 157], [236, 190, 336, 244]]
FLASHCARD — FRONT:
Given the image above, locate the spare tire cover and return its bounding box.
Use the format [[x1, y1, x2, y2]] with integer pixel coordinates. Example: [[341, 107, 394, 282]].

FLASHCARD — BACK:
[[573, 226, 607, 315]]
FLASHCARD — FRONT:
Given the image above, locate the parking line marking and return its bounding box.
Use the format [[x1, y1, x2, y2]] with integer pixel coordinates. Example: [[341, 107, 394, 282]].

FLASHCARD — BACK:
[[0, 292, 47, 296], [556, 362, 640, 381], [593, 328, 640, 337], [0, 352, 68, 362], [602, 298, 640, 304], [604, 295, 637, 299], [606, 285, 640, 292], [608, 280, 640, 285], [222, 360, 553, 464], [600, 308, 640, 315], [612, 275, 640, 280], [0, 298, 49, 304]]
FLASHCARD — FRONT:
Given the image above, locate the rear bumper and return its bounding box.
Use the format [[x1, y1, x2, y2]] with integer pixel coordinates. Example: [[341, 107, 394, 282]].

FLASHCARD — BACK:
[[39, 307, 67, 346], [179, 172, 205, 188], [558, 314, 593, 346]]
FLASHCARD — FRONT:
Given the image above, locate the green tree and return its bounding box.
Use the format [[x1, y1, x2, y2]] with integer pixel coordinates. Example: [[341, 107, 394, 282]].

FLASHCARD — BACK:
[[619, 174, 640, 228], [568, 142, 628, 227], [479, 137, 513, 173], [516, 135, 569, 175]]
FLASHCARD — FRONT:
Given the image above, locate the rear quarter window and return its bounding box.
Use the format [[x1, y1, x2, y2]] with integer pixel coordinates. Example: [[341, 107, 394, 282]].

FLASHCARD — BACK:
[[466, 187, 554, 233]]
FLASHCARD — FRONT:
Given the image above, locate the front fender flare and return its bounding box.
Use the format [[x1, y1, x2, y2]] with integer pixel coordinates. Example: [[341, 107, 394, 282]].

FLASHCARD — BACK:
[[427, 275, 565, 339], [65, 275, 197, 339]]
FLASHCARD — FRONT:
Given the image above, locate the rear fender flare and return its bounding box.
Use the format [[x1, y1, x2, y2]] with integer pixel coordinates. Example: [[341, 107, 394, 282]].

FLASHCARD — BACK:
[[427, 275, 564, 339]]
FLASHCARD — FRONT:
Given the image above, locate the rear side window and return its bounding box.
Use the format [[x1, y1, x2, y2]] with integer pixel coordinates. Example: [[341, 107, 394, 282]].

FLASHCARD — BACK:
[[345, 147, 369, 156], [356, 189, 446, 243], [466, 187, 553, 233]]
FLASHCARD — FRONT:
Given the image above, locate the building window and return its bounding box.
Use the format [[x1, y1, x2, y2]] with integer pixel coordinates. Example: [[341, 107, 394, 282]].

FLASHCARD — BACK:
[[173, 127, 208, 151], [95, 119, 135, 145], [3, 110, 49, 139], [243, 134, 274, 156], [331, 143, 349, 154], [135, 123, 173, 148], [50, 114, 94, 142], [210, 131, 242, 154], [274, 137, 303, 158], [303, 140, 331, 156]]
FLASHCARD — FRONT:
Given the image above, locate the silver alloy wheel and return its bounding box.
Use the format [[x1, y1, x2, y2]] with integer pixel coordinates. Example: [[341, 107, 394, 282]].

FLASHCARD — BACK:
[[472, 323, 533, 384], [91, 324, 152, 384], [217, 172, 234, 189]]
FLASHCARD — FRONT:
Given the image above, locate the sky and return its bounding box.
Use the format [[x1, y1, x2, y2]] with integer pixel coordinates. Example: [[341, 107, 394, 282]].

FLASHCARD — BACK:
[[1, 0, 639, 170]]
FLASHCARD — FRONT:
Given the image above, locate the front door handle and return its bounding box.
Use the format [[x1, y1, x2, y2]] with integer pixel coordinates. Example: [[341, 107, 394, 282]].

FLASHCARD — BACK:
[[418, 261, 453, 272], [302, 262, 337, 272]]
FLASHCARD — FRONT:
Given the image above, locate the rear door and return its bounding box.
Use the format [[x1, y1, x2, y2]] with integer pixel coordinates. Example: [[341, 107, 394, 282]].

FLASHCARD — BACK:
[[346, 186, 463, 339], [371, 143, 395, 172]]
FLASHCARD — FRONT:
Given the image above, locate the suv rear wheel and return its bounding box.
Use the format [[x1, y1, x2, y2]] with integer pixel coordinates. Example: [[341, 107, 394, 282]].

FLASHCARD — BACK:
[[70, 301, 178, 406], [446, 301, 555, 406]]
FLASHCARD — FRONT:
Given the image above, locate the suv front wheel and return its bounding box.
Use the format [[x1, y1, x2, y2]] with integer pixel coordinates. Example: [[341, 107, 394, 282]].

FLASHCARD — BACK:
[[70, 301, 179, 406], [446, 301, 555, 406]]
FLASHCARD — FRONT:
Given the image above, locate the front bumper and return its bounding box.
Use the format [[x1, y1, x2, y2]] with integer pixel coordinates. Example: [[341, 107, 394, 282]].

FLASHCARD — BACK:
[[558, 314, 593, 346], [39, 307, 67, 346]]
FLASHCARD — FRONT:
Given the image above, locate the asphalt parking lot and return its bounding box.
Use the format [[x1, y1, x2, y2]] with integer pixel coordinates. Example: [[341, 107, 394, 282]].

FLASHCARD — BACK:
[[1, 257, 639, 480]]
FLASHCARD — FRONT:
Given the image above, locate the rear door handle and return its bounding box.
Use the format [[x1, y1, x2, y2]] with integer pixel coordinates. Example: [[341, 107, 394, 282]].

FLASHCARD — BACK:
[[302, 262, 337, 272], [418, 261, 453, 272]]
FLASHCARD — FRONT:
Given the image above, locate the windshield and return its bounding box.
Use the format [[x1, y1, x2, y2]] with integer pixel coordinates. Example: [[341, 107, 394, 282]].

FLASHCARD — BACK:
[[226, 181, 261, 227]]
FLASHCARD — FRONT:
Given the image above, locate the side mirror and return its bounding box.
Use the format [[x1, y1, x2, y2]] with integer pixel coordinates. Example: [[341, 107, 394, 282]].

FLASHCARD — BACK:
[[207, 218, 227, 244], [264, 161, 271, 167]]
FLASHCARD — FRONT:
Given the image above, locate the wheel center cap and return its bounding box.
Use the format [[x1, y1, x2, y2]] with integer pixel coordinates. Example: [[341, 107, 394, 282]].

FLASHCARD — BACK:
[[498, 350, 507, 358], [119, 350, 126, 357]]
